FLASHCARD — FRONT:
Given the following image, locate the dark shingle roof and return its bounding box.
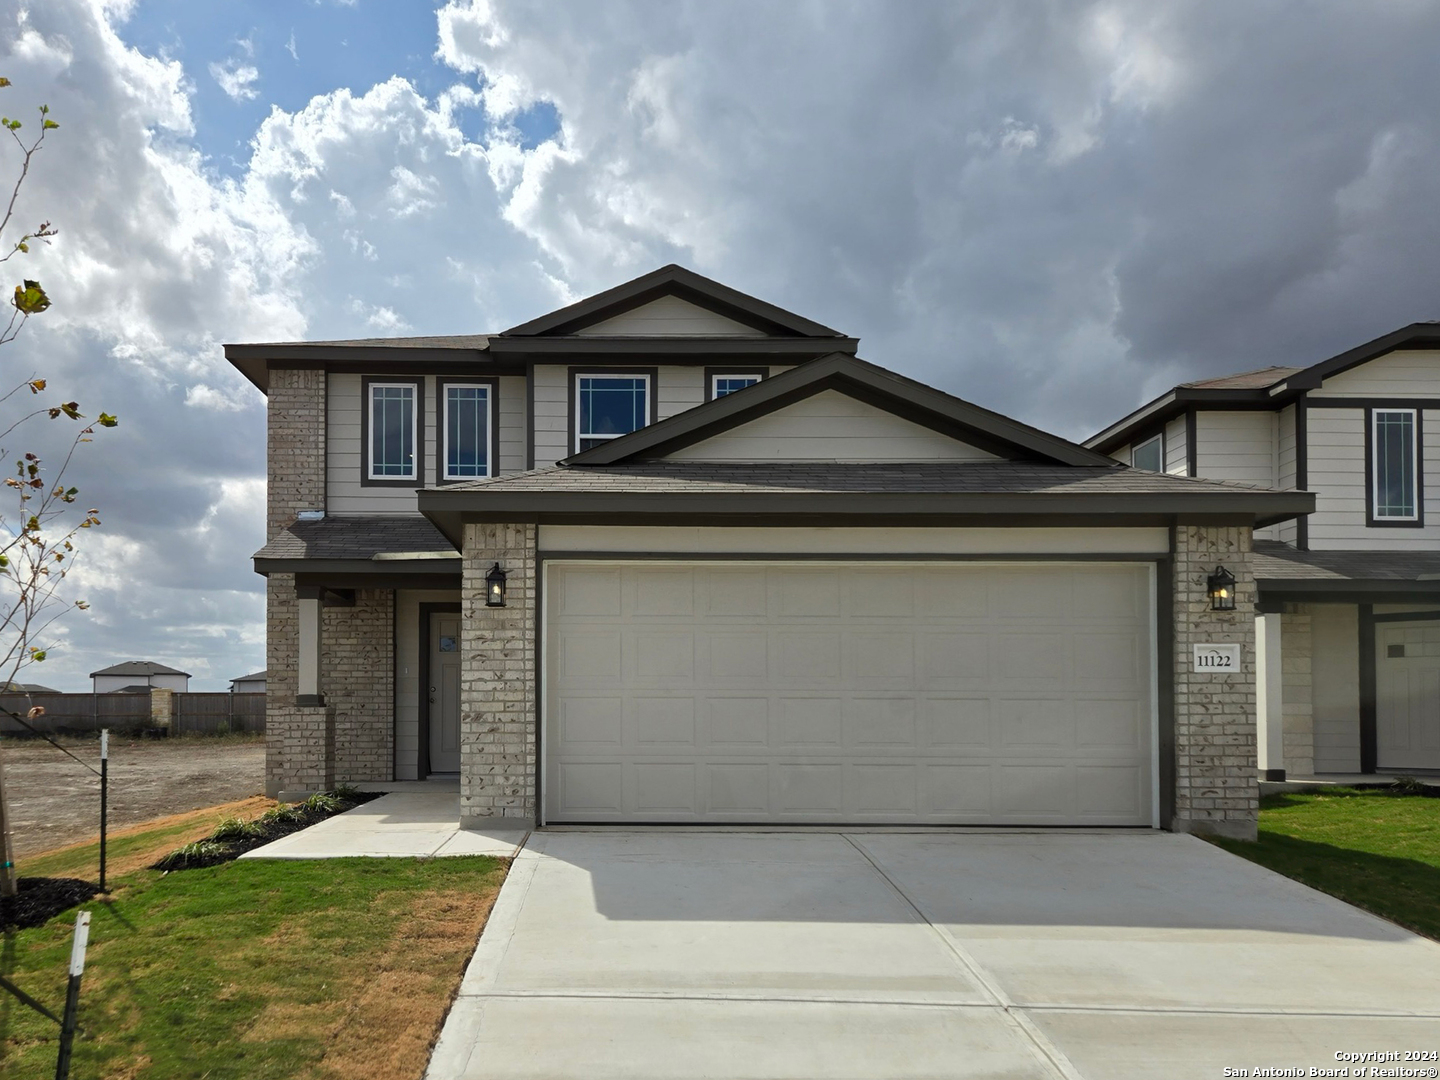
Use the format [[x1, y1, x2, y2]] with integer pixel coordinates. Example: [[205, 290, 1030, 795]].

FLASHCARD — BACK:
[[236, 333, 492, 350], [254, 516, 456, 561], [230, 670, 267, 684], [1254, 540, 1440, 583], [1181, 366, 1302, 390], [435, 461, 1290, 497], [90, 661, 190, 678]]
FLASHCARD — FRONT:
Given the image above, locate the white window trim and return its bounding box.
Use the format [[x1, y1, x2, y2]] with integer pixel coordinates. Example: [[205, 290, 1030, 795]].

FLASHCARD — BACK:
[[1131, 433, 1164, 473], [574, 372, 652, 453], [710, 373, 761, 398], [1371, 407, 1420, 522], [441, 382, 494, 481], [367, 381, 419, 481]]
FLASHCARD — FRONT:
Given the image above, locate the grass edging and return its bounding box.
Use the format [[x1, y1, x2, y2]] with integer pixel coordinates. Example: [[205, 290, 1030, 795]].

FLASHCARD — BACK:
[[151, 786, 383, 870]]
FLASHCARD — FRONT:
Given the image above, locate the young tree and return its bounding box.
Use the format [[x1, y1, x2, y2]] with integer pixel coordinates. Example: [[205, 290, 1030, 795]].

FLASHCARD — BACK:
[[0, 80, 116, 897]]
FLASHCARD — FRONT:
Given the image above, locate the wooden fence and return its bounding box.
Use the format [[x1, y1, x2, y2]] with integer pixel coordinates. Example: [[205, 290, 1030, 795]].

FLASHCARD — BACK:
[[0, 692, 265, 735]]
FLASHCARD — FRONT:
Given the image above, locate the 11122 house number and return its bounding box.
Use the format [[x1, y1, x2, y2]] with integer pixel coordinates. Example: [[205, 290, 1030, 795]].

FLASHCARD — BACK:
[[1193, 643, 1241, 673]]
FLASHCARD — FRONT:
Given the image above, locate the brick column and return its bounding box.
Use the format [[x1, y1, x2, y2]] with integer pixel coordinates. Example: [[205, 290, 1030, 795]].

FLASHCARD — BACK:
[[264, 366, 328, 798], [1173, 524, 1260, 841], [326, 589, 396, 784], [459, 522, 537, 828]]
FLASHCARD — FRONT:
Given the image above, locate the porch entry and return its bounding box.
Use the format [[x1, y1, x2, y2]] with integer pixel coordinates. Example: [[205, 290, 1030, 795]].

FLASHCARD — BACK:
[[1377, 620, 1440, 771], [429, 612, 462, 774]]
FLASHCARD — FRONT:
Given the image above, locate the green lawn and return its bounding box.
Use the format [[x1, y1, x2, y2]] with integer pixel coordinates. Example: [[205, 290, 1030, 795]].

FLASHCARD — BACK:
[[3, 853, 507, 1080], [1214, 788, 1440, 940]]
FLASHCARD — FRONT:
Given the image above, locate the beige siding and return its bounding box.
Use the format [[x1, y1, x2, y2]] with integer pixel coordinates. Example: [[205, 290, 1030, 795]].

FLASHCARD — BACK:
[[1308, 407, 1440, 549], [532, 364, 772, 464], [539, 525, 1170, 554], [1276, 404, 1298, 544], [574, 295, 766, 336], [497, 374, 527, 474], [331, 372, 519, 509], [1312, 348, 1440, 397], [667, 389, 1000, 462], [327, 372, 430, 515], [1165, 416, 1188, 476], [1194, 411, 1276, 488], [1311, 604, 1360, 773], [394, 589, 459, 780]]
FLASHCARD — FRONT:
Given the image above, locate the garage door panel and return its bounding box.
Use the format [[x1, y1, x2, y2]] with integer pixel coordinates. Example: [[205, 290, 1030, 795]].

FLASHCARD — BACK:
[[923, 697, 992, 746], [545, 562, 1154, 825], [776, 697, 844, 746], [846, 696, 918, 747], [776, 764, 844, 814], [635, 631, 694, 680], [633, 696, 697, 747]]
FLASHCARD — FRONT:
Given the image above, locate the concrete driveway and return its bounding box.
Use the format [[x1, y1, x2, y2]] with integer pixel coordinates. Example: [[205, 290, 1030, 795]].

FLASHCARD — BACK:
[[428, 831, 1440, 1079]]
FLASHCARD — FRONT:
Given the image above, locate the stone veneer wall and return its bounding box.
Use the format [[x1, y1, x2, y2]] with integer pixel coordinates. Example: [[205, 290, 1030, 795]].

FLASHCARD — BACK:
[[1172, 524, 1260, 841], [1280, 605, 1315, 777], [459, 522, 538, 827], [325, 588, 395, 783], [264, 367, 327, 798]]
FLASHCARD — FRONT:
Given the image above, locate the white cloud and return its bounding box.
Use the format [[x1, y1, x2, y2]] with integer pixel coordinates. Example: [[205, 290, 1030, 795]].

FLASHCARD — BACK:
[[209, 36, 259, 101], [286, 29, 298, 60]]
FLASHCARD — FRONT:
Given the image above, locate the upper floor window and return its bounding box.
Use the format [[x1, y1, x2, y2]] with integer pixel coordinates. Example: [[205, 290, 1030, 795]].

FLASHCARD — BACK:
[[367, 380, 420, 482], [575, 372, 652, 452], [1371, 408, 1421, 524], [440, 380, 494, 480], [1131, 433, 1163, 473], [712, 374, 760, 398]]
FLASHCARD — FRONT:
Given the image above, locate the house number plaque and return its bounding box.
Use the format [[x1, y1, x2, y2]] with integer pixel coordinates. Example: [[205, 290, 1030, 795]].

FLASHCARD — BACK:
[[1192, 643, 1240, 673]]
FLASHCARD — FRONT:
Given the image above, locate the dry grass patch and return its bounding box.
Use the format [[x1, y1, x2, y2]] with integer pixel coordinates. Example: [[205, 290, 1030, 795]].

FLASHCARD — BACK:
[[3, 848, 507, 1079]]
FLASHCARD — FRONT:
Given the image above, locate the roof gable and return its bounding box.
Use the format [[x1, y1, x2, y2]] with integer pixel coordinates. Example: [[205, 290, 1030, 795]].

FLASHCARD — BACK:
[[574, 294, 767, 337], [501, 264, 844, 339], [666, 389, 1002, 463], [563, 354, 1115, 468]]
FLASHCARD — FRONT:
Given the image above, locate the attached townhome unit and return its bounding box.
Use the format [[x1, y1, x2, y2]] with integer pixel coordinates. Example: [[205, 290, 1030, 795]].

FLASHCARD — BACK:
[[1087, 323, 1440, 782], [227, 266, 1313, 840]]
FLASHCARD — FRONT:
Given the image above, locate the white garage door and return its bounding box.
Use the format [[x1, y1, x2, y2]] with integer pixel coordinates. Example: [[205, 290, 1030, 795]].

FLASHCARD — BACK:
[[543, 562, 1155, 826]]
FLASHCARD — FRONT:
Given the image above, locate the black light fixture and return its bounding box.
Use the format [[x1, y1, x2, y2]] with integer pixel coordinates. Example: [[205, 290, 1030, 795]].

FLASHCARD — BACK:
[[485, 562, 508, 607], [1207, 565, 1236, 611]]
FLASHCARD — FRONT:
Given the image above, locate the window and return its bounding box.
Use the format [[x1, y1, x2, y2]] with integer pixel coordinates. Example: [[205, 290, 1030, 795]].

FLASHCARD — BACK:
[[712, 374, 760, 398], [1372, 408, 1420, 523], [575, 373, 652, 452], [367, 380, 419, 481], [1131, 434, 1163, 473], [440, 381, 494, 480]]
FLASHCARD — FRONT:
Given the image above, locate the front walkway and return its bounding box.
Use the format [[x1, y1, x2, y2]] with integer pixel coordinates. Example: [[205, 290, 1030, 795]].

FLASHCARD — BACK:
[[428, 830, 1440, 1080], [239, 788, 528, 859]]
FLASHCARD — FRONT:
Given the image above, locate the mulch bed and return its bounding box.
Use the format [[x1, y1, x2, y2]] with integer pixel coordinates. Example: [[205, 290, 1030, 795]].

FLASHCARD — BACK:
[[150, 789, 385, 872], [1, 876, 102, 930]]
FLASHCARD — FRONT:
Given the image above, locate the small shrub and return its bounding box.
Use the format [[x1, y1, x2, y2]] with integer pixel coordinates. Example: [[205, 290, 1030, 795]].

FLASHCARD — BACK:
[[210, 817, 263, 842], [331, 784, 363, 801], [303, 792, 341, 814], [154, 839, 230, 871], [1389, 775, 1430, 796], [262, 804, 305, 826]]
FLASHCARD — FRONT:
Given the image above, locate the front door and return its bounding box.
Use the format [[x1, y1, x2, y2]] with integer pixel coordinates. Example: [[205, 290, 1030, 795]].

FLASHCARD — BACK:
[[1377, 621, 1440, 770], [429, 613, 462, 774]]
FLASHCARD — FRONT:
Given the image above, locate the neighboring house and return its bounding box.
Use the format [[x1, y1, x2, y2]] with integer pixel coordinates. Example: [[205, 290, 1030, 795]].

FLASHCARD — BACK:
[[229, 670, 268, 694], [90, 661, 191, 695], [1087, 323, 1440, 781], [1, 681, 59, 693], [226, 265, 1311, 840]]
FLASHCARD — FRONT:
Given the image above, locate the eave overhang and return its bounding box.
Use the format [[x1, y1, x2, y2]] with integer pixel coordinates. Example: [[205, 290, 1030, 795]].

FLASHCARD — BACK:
[[417, 489, 1315, 549]]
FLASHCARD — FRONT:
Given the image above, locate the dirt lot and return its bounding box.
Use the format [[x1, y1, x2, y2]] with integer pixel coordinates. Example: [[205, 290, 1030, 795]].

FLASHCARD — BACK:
[[1, 735, 266, 857]]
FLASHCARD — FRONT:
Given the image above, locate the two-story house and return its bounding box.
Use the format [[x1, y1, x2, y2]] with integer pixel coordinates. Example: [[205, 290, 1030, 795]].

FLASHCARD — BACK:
[[1087, 324, 1440, 782], [227, 265, 1309, 839]]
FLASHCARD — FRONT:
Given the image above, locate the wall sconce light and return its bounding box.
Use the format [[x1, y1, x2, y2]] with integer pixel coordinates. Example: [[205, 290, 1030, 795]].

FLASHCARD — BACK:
[[485, 562, 508, 607], [1207, 565, 1236, 611]]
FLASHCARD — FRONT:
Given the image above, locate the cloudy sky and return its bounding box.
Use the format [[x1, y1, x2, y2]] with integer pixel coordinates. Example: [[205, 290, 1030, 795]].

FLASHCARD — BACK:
[[3, 0, 1440, 690]]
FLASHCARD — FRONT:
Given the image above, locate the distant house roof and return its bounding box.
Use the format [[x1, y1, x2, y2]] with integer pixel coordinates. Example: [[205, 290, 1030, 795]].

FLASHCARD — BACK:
[[1086, 322, 1440, 454], [109, 684, 154, 694], [90, 661, 191, 678], [229, 670, 267, 684], [2, 681, 59, 693]]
